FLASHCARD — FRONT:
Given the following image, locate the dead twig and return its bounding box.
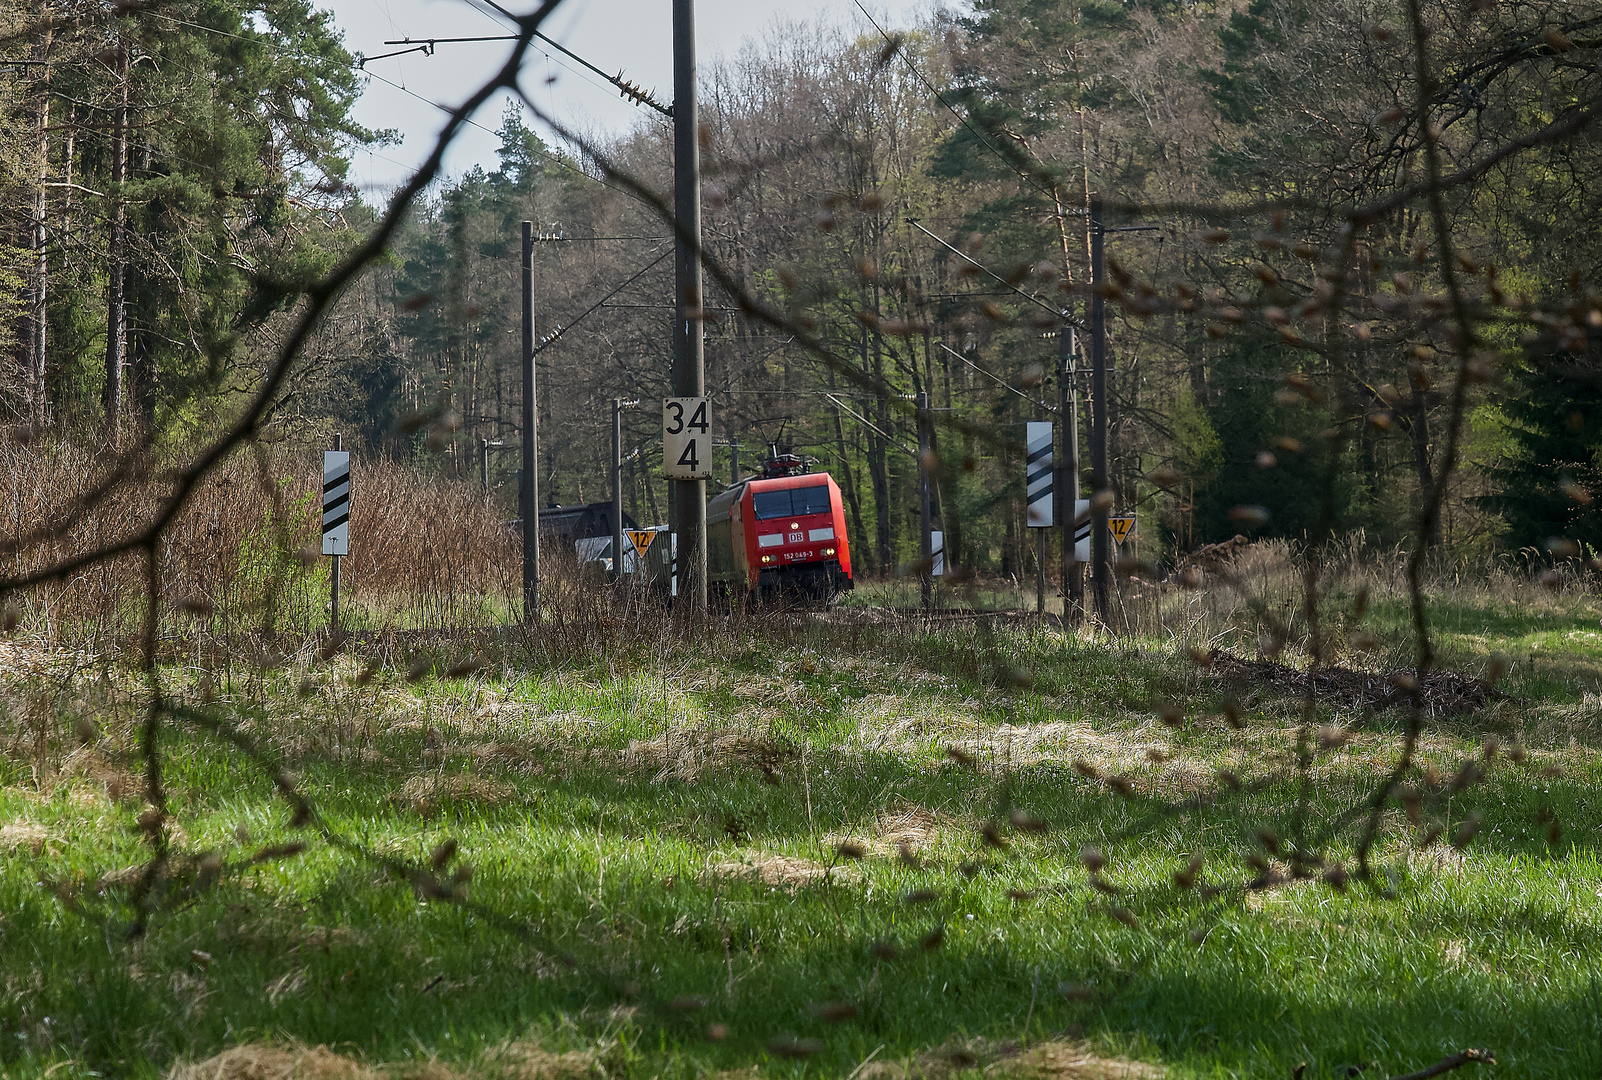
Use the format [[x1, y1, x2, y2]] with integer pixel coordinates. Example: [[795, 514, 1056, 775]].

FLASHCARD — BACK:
[[1387, 1048, 1495, 1080]]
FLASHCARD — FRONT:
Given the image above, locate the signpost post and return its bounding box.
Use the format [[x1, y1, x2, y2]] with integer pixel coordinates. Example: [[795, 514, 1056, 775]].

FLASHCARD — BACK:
[[1026, 420, 1054, 616], [322, 434, 350, 632]]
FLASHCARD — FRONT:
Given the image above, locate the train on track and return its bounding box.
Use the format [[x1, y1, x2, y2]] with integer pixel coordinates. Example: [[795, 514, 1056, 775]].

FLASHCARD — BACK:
[[707, 453, 854, 602]]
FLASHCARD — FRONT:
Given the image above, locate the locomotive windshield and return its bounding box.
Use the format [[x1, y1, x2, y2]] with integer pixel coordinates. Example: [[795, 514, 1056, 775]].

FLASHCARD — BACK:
[[753, 484, 831, 520]]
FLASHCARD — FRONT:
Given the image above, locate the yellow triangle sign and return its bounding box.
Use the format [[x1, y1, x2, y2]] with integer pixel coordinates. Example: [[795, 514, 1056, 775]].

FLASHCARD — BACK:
[[1108, 515, 1136, 544], [627, 530, 657, 558]]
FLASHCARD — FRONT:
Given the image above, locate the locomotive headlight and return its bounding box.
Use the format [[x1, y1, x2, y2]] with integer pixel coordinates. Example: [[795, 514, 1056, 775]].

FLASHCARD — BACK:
[[760, 554, 774, 564], [822, 547, 836, 556]]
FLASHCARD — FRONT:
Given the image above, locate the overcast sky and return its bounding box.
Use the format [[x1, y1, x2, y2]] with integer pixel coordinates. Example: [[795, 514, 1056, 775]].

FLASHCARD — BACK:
[[322, 0, 935, 195]]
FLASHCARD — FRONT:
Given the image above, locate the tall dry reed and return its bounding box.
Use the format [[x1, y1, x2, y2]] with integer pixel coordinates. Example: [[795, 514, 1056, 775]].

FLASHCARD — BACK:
[[0, 438, 520, 643]]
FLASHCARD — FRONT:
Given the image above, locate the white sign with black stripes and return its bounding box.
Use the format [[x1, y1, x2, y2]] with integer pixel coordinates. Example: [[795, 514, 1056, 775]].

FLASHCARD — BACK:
[[322, 451, 350, 556], [1025, 421, 1053, 527]]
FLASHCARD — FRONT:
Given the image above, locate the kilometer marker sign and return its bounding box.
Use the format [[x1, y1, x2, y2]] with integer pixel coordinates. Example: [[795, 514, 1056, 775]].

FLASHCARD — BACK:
[[663, 396, 713, 479], [322, 451, 350, 555]]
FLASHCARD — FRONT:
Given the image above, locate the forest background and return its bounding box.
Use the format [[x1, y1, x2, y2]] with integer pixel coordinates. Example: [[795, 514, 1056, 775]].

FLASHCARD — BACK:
[[2, 0, 1600, 583]]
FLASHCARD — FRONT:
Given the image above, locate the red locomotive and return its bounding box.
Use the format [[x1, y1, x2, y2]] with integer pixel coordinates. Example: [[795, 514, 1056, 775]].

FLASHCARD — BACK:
[[706, 453, 854, 601]]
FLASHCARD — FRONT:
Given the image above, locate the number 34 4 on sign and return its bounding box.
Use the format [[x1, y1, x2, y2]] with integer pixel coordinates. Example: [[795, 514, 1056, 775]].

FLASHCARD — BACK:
[[663, 397, 713, 479]]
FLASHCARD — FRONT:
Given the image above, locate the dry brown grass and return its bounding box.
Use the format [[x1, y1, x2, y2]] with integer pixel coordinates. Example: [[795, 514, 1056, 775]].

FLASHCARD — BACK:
[[1006, 1041, 1166, 1079], [388, 772, 522, 814], [169, 1044, 377, 1080], [622, 728, 795, 784], [704, 852, 854, 889], [0, 438, 518, 640], [0, 819, 48, 852], [857, 1038, 1164, 1080], [479, 1041, 600, 1080], [873, 801, 948, 845], [168, 1040, 601, 1080]]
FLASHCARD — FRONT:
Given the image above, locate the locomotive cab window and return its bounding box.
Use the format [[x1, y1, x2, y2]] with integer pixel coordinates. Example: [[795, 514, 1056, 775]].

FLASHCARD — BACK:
[[753, 484, 831, 520]]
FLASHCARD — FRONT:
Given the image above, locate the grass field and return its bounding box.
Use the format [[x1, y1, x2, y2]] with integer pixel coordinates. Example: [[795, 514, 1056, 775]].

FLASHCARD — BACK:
[[2, 556, 1600, 1080]]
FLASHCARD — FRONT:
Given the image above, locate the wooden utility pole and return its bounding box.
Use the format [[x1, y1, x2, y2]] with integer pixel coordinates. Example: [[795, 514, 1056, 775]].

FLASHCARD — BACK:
[[672, 0, 707, 615], [521, 221, 540, 623]]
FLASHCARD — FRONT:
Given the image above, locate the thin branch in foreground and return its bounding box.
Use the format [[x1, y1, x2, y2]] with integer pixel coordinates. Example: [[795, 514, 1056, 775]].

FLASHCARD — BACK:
[[1387, 1048, 1496, 1080]]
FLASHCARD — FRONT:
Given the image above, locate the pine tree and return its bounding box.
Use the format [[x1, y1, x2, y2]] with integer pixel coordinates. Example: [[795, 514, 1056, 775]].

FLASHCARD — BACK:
[[1479, 349, 1602, 553]]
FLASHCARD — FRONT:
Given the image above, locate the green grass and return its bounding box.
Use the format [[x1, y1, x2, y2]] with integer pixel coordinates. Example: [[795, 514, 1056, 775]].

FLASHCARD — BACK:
[[3, 580, 1601, 1079]]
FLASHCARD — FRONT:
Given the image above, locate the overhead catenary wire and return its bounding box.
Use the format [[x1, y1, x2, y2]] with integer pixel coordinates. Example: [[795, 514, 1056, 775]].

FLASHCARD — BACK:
[[907, 218, 1080, 325], [122, 10, 526, 195], [439, 0, 672, 115], [358, 68, 635, 200], [824, 392, 916, 457], [932, 340, 1057, 413], [137, 4, 633, 200], [532, 246, 673, 356], [376, 31, 670, 116]]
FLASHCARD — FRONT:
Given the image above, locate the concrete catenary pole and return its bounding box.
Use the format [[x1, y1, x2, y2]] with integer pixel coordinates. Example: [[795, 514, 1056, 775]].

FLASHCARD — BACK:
[[612, 398, 625, 585], [521, 221, 540, 623], [918, 390, 933, 611], [1059, 325, 1082, 623], [672, 0, 707, 616]]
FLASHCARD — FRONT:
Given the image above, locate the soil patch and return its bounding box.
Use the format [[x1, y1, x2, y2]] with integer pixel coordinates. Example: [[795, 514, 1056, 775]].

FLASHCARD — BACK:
[[1209, 651, 1496, 716]]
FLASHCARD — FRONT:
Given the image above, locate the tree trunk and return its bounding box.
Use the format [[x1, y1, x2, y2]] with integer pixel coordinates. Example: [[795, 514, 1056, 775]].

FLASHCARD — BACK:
[[22, 16, 52, 429], [104, 48, 129, 439], [1409, 381, 1438, 545], [862, 325, 892, 573], [130, 144, 157, 440], [828, 366, 867, 571]]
